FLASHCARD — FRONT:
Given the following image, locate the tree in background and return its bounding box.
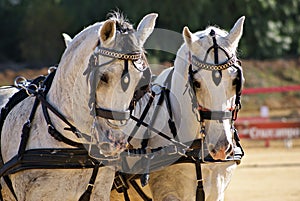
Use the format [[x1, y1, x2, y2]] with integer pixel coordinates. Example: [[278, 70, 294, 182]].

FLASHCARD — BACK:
[[0, 0, 299, 66]]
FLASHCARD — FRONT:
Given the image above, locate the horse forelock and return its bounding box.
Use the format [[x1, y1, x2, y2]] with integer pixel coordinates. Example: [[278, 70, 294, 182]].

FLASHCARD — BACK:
[[195, 26, 235, 54], [106, 11, 142, 53], [107, 11, 134, 33], [195, 26, 228, 38]]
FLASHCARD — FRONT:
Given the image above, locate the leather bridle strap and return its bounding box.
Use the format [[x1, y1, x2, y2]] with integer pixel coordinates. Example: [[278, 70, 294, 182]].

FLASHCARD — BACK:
[[79, 160, 100, 201], [95, 107, 130, 121], [195, 159, 205, 201], [199, 110, 232, 120], [87, 46, 147, 120]]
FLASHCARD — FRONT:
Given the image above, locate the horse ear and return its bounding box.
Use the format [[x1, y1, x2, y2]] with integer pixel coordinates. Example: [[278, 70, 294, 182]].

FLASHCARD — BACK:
[[183, 26, 198, 47], [62, 33, 72, 47], [226, 16, 245, 46], [99, 20, 116, 44], [136, 13, 158, 45]]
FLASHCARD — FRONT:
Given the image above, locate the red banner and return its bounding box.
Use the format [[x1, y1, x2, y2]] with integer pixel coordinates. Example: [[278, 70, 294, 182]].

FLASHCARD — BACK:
[[236, 121, 300, 140], [243, 85, 300, 95]]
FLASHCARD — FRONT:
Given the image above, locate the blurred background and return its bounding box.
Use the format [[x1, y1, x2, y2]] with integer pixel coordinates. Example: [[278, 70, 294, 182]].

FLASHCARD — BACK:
[[0, 0, 300, 200], [0, 0, 299, 118]]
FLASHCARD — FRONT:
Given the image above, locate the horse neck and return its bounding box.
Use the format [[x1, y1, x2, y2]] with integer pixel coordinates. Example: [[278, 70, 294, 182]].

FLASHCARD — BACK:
[[170, 45, 200, 143], [135, 46, 200, 148], [46, 23, 102, 131]]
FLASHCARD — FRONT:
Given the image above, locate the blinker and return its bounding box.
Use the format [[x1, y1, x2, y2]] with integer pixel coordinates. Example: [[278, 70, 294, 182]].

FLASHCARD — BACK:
[[210, 29, 222, 86], [212, 70, 222, 86], [121, 60, 130, 92]]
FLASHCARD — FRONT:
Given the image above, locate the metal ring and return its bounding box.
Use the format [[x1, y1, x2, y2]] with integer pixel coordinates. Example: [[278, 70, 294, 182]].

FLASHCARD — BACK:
[[48, 66, 57, 74], [25, 84, 38, 96], [151, 84, 162, 95], [14, 76, 27, 88]]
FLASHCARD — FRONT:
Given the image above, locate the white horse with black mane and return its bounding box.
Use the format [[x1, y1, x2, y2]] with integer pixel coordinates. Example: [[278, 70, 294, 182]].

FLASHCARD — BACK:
[[110, 16, 245, 201], [0, 12, 157, 201]]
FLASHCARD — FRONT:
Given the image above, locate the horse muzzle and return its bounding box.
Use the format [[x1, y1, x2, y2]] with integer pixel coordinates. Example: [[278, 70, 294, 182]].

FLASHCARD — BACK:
[[97, 129, 127, 157], [208, 143, 233, 160]]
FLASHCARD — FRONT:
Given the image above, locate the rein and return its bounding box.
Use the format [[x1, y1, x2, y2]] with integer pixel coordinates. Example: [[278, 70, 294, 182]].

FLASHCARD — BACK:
[[0, 31, 244, 201], [114, 33, 246, 199]]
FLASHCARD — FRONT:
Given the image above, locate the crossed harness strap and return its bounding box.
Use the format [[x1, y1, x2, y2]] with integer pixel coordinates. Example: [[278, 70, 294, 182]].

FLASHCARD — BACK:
[[0, 32, 244, 201], [116, 69, 205, 201], [0, 71, 101, 201]]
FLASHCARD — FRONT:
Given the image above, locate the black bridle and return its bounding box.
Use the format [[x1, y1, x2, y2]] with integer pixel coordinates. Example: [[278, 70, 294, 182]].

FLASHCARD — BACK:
[[86, 45, 151, 121], [189, 29, 243, 117], [0, 45, 152, 201], [188, 29, 244, 158]]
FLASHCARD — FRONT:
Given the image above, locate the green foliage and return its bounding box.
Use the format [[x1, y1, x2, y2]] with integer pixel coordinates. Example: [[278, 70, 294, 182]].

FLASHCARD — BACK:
[[0, 0, 300, 65]]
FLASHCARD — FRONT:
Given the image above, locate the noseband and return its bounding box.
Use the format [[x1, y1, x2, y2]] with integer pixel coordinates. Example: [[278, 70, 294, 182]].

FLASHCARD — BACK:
[[87, 45, 151, 121]]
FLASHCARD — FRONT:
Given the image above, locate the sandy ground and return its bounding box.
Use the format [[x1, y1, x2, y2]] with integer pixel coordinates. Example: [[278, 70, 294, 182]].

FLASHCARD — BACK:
[[111, 139, 300, 201], [225, 140, 300, 201]]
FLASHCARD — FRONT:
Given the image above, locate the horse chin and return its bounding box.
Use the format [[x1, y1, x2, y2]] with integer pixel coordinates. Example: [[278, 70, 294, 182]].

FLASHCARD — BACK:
[[97, 129, 128, 157], [106, 119, 128, 128], [99, 142, 126, 157]]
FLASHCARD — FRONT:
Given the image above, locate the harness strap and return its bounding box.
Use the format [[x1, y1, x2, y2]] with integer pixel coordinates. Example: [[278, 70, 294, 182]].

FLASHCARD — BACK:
[[0, 76, 47, 201], [137, 90, 167, 187], [95, 107, 130, 121], [130, 179, 152, 201], [122, 188, 130, 201], [163, 69, 179, 140], [195, 159, 205, 201], [18, 97, 40, 159], [127, 91, 155, 144], [39, 100, 86, 147], [199, 110, 232, 120], [2, 176, 18, 201], [79, 161, 100, 201], [113, 171, 131, 201], [130, 109, 188, 151]]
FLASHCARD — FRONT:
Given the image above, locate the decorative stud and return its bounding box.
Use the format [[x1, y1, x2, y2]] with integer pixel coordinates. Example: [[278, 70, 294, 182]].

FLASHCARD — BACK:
[[123, 76, 129, 84]]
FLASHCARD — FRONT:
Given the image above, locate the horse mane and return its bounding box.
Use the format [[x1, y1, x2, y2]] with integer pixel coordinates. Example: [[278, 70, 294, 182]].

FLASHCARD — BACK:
[[107, 11, 134, 32]]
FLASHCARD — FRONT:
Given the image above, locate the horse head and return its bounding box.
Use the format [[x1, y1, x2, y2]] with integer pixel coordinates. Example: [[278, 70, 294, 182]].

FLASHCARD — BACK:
[[176, 16, 245, 160], [49, 12, 157, 158]]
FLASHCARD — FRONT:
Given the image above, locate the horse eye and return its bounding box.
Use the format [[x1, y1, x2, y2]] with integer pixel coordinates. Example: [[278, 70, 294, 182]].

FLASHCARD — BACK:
[[100, 73, 109, 83], [133, 59, 145, 71], [232, 78, 238, 86], [193, 81, 201, 88]]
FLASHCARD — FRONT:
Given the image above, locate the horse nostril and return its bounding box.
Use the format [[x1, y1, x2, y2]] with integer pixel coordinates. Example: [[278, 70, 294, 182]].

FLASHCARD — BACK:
[[226, 144, 233, 155]]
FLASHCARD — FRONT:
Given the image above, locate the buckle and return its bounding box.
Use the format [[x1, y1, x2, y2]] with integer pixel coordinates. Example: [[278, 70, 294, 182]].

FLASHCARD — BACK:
[[166, 144, 178, 155], [114, 173, 128, 193]]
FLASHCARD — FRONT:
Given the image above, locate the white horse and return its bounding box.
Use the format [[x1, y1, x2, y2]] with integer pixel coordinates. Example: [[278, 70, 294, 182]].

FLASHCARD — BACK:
[[0, 12, 157, 201], [148, 16, 245, 201], [110, 16, 245, 201], [0, 87, 19, 108]]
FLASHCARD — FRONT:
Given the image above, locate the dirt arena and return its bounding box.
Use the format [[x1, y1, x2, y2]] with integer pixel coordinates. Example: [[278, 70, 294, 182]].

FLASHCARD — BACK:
[[225, 139, 300, 201], [111, 139, 300, 201]]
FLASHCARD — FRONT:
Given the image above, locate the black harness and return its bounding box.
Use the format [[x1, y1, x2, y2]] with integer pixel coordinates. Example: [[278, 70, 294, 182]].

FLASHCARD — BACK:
[[0, 42, 151, 201], [112, 29, 245, 201], [0, 30, 244, 201]]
